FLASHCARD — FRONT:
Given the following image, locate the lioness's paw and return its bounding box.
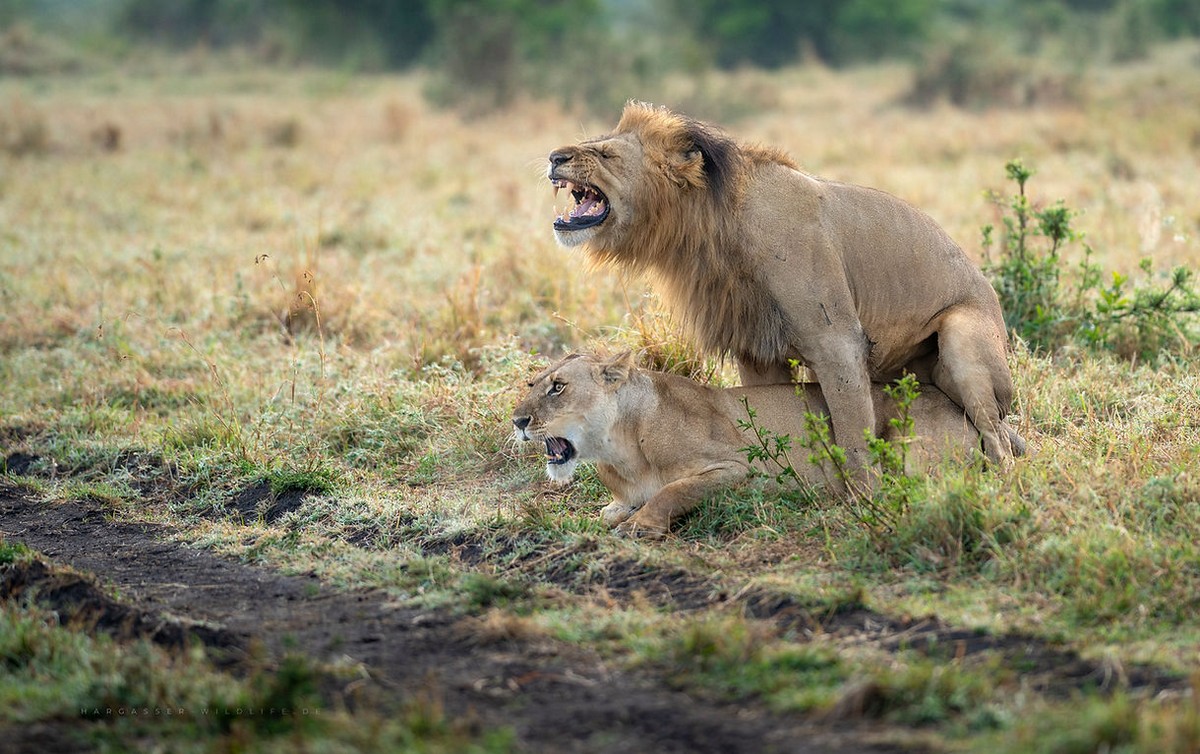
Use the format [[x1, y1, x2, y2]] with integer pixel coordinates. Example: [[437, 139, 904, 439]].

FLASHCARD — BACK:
[[600, 501, 639, 527], [614, 512, 669, 539]]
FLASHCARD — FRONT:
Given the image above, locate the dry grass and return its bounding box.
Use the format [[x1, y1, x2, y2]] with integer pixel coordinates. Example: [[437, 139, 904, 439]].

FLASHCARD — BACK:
[[2, 42, 1200, 751]]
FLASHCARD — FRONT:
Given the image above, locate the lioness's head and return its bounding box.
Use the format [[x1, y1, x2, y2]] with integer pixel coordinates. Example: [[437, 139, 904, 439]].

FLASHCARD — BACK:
[[511, 352, 635, 484], [546, 102, 741, 253]]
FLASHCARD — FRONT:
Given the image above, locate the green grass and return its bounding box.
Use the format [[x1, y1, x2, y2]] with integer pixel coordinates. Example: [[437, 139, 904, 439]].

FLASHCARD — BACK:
[[0, 540, 31, 565], [2, 47, 1200, 750], [0, 600, 514, 752], [971, 692, 1200, 754], [653, 614, 847, 710]]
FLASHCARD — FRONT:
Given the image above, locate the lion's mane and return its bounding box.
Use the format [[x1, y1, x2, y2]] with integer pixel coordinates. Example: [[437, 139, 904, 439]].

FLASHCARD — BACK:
[[595, 104, 797, 371]]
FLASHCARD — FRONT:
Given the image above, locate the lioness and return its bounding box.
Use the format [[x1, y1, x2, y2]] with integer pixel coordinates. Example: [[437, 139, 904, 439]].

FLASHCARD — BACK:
[[547, 103, 1020, 489], [512, 353, 1023, 537]]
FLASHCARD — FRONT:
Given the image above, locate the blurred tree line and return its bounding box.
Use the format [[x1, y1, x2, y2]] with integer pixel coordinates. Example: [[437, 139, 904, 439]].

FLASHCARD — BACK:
[[2, 0, 1199, 110], [101, 0, 1200, 67]]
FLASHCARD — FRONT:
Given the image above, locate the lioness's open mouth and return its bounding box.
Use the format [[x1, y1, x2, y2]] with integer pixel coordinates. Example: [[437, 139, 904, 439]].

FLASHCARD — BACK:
[[544, 436, 576, 465], [552, 179, 609, 230]]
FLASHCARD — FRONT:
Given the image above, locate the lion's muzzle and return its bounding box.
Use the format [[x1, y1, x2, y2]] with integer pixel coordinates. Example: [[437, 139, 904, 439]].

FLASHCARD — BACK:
[[544, 436, 576, 465], [551, 178, 609, 231], [512, 414, 577, 466]]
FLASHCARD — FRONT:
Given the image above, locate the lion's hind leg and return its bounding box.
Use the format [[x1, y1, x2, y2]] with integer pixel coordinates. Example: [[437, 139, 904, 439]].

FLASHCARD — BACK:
[[930, 307, 1015, 466]]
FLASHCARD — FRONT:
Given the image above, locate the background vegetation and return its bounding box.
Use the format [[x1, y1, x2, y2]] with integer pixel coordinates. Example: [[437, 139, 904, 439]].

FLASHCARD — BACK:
[[1, 1, 1199, 752], [4, 0, 1200, 110]]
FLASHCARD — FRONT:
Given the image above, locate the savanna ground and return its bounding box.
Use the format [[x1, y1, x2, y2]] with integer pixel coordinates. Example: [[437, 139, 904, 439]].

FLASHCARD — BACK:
[[2, 42, 1200, 753]]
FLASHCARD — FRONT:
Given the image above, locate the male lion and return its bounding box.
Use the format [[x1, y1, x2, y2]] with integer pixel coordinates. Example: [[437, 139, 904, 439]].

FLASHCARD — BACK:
[[512, 353, 1023, 537], [547, 103, 1020, 488]]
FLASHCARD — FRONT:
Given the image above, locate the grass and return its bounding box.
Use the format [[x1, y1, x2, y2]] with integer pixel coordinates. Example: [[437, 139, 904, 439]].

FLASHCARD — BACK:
[[1, 41, 1199, 750], [0, 599, 514, 752]]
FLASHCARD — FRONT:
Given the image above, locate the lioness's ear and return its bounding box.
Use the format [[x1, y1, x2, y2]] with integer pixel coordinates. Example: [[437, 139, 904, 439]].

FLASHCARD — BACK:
[[600, 350, 635, 386]]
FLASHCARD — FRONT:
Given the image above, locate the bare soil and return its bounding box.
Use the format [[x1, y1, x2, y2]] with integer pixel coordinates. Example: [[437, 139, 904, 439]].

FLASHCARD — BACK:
[[0, 483, 908, 754]]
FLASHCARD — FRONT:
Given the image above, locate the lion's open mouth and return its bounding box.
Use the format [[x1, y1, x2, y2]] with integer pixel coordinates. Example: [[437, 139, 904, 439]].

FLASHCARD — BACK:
[[552, 179, 609, 230], [544, 436, 576, 465]]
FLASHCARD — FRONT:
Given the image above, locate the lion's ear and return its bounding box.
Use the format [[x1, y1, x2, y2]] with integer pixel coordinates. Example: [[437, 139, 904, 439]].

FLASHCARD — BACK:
[[668, 150, 706, 189], [600, 350, 635, 386], [682, 120, 738, 196]]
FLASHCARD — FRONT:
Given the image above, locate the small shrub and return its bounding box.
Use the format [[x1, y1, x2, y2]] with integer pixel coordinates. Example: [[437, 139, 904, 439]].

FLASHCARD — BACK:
[[863, 373, 924, 528], [981, 694, 1178, 754], [460, 572, 527, 609], [984, 159, 1200, 361], [264, 117, 302, 148], [241, 655, 322, 736], [737, 373, 922, 535], [0, 24, 84, 77], [0, 540, 31, 565], [0, 96, 50, 157], [983, 159, 1072, 348], [905, 35, 1081, 110]]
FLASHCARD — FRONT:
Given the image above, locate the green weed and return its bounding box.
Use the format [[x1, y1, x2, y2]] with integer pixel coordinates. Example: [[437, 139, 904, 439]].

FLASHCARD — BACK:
[[737, 373, 923, 535], [0, 540, 31, 565], [984, 159, 1200, 360]]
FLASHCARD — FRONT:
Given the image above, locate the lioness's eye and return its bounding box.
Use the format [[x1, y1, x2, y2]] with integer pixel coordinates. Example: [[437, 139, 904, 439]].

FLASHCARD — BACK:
[[548, 380, 565, 396]]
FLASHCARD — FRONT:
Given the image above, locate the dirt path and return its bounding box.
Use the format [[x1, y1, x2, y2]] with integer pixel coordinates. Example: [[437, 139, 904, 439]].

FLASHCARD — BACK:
[[0, 487, 906, 754]]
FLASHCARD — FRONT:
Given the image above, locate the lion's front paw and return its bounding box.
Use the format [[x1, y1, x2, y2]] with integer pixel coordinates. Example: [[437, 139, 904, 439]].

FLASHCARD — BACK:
[[600, 501, 639, 527]]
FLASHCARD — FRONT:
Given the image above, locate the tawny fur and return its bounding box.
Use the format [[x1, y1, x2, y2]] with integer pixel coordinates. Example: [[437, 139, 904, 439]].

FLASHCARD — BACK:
[[512, 353, 1024, 538], [547, 102, 1021, 484]]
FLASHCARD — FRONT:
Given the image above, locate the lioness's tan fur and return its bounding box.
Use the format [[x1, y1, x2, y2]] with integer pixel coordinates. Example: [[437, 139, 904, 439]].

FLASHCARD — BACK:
[[512, 353, 1022, 537], [547, 103, 1020, 487]]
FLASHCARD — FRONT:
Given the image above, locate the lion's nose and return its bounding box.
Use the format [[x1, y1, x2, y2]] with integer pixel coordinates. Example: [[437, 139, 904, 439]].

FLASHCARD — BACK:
[[512, 416, 531, 431], [548, 150, 572, 168]]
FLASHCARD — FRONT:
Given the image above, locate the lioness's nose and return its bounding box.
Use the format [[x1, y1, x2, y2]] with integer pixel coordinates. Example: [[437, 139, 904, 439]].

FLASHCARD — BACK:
[[512, 416, 531, 431], [548, 150, 572, 168]]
